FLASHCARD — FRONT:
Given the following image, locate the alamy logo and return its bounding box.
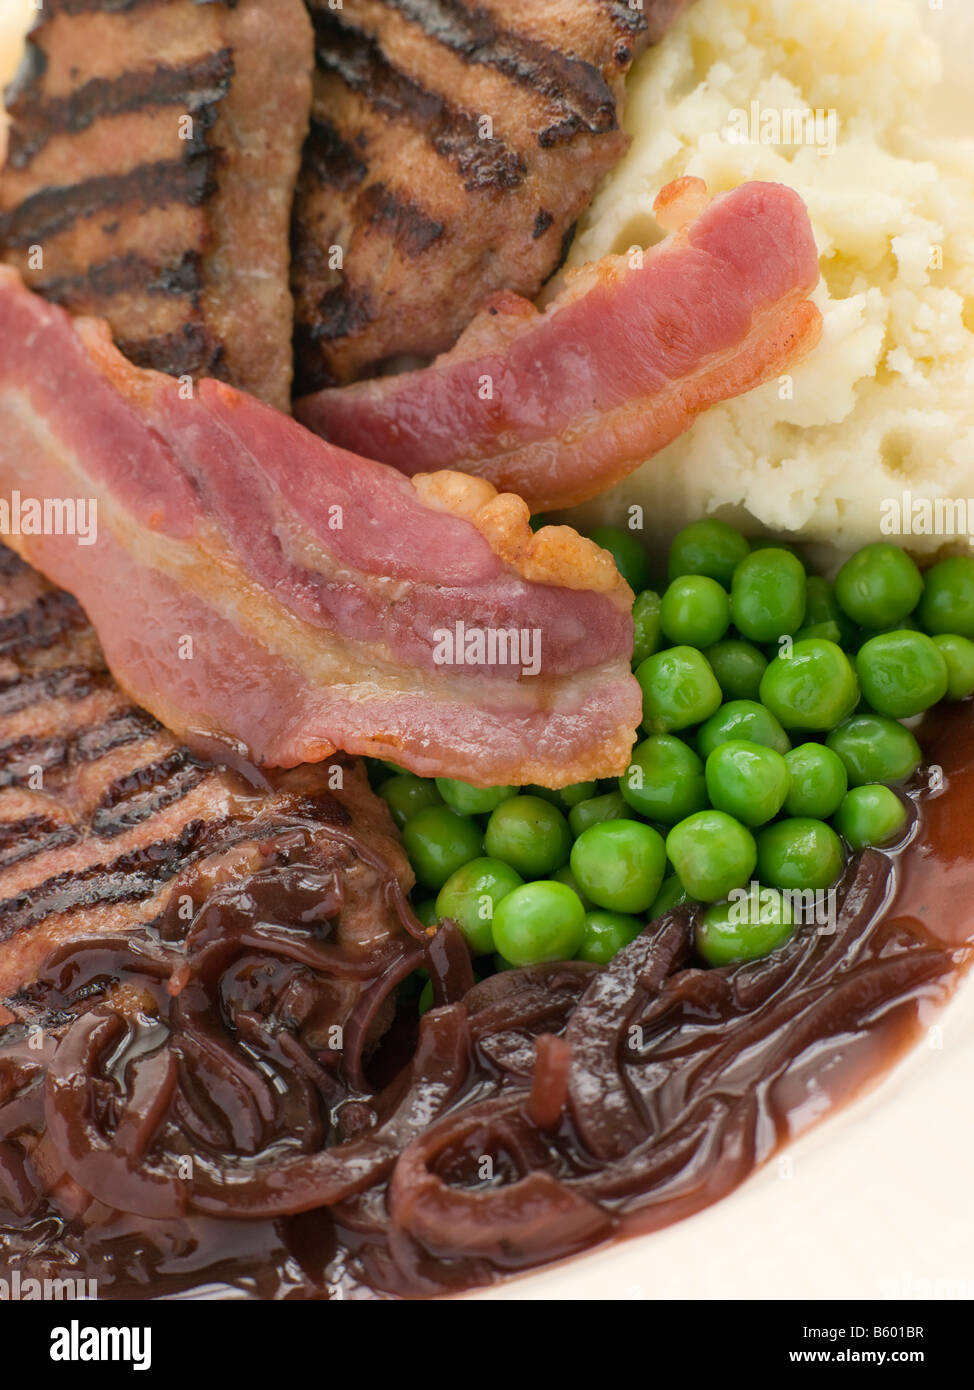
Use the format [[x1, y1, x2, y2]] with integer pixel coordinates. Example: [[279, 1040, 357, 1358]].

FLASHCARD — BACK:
[[432, 620, 542, 676], [881, 491, 974, 538], [728, 882, 837, 933], [0, 491, 97, 545], [0, 1271, 97, 1301], [50, 1320, 151, 1372], [724, 100, 838, 156]]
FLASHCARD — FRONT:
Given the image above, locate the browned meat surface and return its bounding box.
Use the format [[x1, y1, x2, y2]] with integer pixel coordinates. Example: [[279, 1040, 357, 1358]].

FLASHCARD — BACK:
[[0, 0, 313, 410], [0, 545, 411, 1006], [291, 0, 690, 390]]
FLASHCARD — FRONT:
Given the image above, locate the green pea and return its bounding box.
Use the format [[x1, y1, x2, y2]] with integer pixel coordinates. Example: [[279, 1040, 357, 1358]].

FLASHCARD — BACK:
[[434, 778, 517, 816], [665, 810, 757, 902], [834, 785, 908, 852], [632, 589, 664, 666], [588, 525, 652, 593], [784, 743, 848, 819], [803, 576, 859, 647], [932, 634, 974, 699], [636, 646, 723, 733], [619, 734, 708, 825], [917, 555, 974, 637], [660, 575, 730, 648], [570, 819, 667, 914], [826, 714, 923, 786], [835, 543, 923, 629], [791, 620, 844, 646], [492, 881, 587, 966], [483, 795, 572, 879], [418, 978, 435, 1015], [576, 910, 644, 965], [558, 781, 600, 808], [401, 805, 484, 889], [434, 857, 525, 955], [525, 782, 598, 811], [704, 638, 768, 701], [648, 872, 694, 919], [697, 699, 791, 758], [759, 639, 860, 732], [523, 784, 562, 807], [854, 630, 948, 718], [695, 886, 795, 966], [749, 538, 808, 569], [552, 864, 595, 910], [668, 518, 750, 587], [730, 548, 806, 642], [378, 773, 443, 828], [568, 790, 630, 838], [755, 818, 845, 892], [704, 739, 790, 828]]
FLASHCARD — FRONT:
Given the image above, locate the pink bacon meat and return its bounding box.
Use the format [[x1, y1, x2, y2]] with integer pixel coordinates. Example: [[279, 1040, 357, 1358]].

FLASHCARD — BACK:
[[0, 268, 640, 787], [296, 178, 823, 513]]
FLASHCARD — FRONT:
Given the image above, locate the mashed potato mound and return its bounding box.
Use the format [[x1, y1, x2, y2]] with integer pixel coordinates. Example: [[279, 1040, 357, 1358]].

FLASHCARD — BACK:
[[566, 0, 974, 561]]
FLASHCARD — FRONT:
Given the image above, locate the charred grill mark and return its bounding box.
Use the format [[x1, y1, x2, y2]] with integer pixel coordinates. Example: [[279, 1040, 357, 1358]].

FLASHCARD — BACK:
[[0, 819, 79, 871], [0, 817, 230, 944], [301, 117, 368, 192], [0, 708, 161, 790], [0, 734, 68, 787], [375, 0, 619, 144], [311, 12, 524, 192], [30, 251, 205, 311], [0, 152, 221, 248], [5, 50, 234, 169], [90, 748, 213, 839], [358, 182, 444, 259], [298, 283, 375, 348], [598, 0, 651, 39], [543, 221, 579, 285], [0, 590, 88, 658], [0, 667, 111, 719], [75, 707, 161, 761], [0, 813, 66, 851], [533, 209, 554, 239], [116, 323, 228, 378], [96, 748, 198, 804]]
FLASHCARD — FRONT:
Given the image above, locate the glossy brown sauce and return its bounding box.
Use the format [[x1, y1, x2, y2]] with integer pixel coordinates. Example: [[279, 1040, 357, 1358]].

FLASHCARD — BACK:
[[1, 705, 973, 1300]]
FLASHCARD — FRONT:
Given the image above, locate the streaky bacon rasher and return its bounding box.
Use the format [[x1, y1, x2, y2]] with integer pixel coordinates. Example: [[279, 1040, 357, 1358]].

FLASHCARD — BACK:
[[296, 178, 823, 513], [0, 268, 640, 787]]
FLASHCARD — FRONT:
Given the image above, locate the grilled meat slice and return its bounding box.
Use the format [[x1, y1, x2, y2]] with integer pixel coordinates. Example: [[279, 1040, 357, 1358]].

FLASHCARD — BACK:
[[0, 0, 313, 410], [0, 544, 412, 1006], [291, 0, 691, 390]]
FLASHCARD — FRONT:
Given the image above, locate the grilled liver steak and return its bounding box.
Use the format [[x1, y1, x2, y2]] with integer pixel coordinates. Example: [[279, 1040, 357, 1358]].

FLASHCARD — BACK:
[[0, 0, 313, 410], [0, 544, 411, 1006], [291, 0, 691, 389]]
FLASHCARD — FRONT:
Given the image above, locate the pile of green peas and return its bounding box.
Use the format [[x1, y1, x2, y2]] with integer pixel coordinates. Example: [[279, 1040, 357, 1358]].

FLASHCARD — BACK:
[[370, 522, 974, 995]]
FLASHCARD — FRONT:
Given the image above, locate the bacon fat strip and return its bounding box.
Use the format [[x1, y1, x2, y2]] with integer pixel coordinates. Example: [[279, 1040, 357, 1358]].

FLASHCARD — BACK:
[[296, 178, 823, 513], [0, 269, 640, 787]]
